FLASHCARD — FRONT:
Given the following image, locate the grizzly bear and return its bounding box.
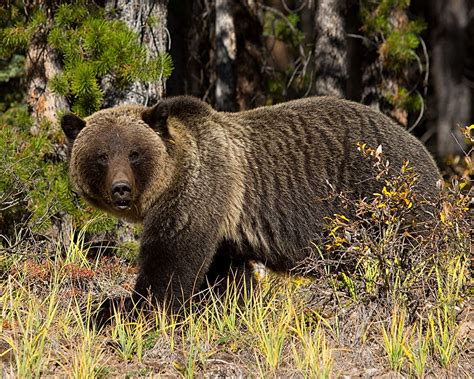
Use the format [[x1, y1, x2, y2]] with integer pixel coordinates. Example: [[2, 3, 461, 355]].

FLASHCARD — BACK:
[[61, 96, 440, 310]]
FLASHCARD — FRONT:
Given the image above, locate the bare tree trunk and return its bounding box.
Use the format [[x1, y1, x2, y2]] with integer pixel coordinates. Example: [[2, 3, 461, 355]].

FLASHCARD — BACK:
[[26, 40, 72, 246], [313, 0, 347, 98], [167, 0, 214, 100], [234, 1, 265, 110], [103, 0, 169, 106], [168, 0, 263, 110], [215, 0, 237, 111], [431, 0, 470, 156], [26, 29, 68, 131], [187, 0, 215, 101]]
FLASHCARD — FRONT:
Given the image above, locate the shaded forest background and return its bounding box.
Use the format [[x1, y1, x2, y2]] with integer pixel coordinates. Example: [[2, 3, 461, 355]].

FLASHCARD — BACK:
[[0, 0, 472, 248], [2, 1, 474, 152], [166, 0, 474, 158]]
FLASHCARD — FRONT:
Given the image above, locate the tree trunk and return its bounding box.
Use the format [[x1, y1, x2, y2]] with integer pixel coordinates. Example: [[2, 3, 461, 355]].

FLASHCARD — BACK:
[[215, 0, 237, 111], [24, 2, 71, 246], [234, 1, 265, 110], [431, 0, 470, 156], [168, 1, 263, 110], [26, 18, 68, 131], [313, 0, 347, 98]]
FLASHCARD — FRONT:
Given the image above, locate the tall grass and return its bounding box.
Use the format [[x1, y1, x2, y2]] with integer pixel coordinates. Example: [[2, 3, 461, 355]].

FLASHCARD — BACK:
[[0, 225, 470, 377]]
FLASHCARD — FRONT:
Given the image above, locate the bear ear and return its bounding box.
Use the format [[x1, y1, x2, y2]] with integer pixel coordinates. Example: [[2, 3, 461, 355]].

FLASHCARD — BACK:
[[61, 113, 86, 143], [142, 102, 170, 137]]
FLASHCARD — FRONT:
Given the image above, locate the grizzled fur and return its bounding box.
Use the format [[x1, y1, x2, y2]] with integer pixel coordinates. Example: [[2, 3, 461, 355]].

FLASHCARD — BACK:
[[61, 96, 440, 309]]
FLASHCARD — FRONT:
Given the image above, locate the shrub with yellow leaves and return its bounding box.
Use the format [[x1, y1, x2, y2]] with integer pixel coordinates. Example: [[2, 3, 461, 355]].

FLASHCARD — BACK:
[[300, 136, 471, 311]]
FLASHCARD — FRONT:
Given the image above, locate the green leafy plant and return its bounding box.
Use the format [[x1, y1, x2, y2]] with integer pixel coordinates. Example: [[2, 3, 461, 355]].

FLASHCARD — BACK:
[[47, 3, 173, 116], [263, 11, 304, 47], [0, 119, 119, 250]]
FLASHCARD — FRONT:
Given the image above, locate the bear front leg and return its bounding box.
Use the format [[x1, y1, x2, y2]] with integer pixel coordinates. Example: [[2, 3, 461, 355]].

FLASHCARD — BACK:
[[133, 226, 219, 312]]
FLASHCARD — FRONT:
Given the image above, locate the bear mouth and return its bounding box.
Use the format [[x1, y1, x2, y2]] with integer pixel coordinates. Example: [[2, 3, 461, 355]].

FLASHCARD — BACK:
[[114, 199, 131, 210]]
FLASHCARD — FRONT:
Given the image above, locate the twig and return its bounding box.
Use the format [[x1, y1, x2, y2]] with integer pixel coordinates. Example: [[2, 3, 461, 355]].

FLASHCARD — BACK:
[[407, 91, 425, 133], [280, 0, 308, 13]]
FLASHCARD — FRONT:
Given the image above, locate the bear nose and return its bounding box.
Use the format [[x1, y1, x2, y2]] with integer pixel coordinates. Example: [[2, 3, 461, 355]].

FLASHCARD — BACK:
[[112, 181, 132, 209], [112, 181, 131, 198]]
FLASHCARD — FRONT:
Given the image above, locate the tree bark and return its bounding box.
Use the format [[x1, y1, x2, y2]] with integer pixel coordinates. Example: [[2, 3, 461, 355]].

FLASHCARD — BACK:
[[26, 43, 72, 245], [431, 0, 470, 156], [167, 0, 214, 100], [313, 0, 347, 98], [215, 0, 237, 111], [26, 20, 68, 131]]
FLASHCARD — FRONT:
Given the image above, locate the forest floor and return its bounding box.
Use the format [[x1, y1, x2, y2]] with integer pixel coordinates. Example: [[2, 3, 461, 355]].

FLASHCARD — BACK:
[[0, 230, 472, 378]]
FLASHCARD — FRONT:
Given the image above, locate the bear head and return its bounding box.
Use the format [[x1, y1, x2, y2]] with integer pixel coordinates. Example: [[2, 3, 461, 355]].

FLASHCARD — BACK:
[[61, 102, 174, 222]]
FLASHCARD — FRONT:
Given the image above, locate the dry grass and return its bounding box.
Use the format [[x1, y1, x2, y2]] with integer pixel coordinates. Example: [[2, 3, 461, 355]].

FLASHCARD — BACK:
[[0, 226, 471, 377]]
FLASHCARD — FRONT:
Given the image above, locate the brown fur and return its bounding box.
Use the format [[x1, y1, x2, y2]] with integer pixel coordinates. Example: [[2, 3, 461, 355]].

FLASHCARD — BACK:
[[61, 96, 441, 309]]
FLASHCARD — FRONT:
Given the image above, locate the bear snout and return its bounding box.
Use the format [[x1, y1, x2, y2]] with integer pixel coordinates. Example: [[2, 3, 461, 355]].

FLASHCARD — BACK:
[[111, 181, 132, 209]]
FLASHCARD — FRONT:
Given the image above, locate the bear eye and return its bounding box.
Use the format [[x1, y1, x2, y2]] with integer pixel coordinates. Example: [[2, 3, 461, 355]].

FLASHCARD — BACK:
[[129, 150, 140, 163], [96, 153, 108, 166]]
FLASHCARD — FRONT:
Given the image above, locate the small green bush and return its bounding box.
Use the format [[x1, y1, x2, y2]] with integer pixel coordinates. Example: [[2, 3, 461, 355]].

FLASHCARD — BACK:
[[0, 112, 118, 247]]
